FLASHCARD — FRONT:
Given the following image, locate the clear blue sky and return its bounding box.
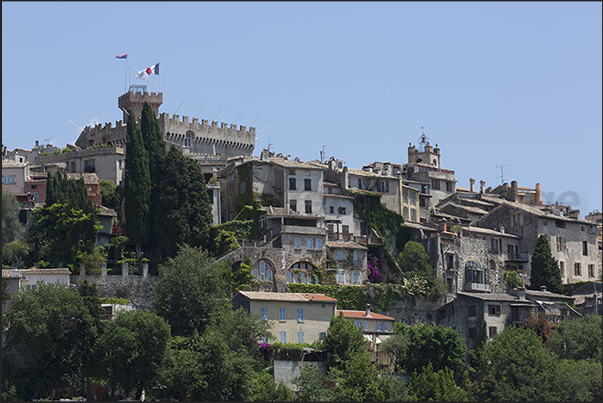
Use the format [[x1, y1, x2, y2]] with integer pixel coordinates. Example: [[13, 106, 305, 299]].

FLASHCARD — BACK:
[[3, 2, 601, 217]]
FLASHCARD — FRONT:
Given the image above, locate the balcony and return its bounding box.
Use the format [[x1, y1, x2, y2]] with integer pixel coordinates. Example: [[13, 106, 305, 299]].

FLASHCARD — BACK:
[[465, 283, 492, 292], [506, 252, 529, 262]]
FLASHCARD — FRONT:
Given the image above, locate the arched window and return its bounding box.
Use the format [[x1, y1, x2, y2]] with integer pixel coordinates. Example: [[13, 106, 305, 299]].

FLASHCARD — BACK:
[[287, 262, 319, 284], [254, 259, 273, 282]]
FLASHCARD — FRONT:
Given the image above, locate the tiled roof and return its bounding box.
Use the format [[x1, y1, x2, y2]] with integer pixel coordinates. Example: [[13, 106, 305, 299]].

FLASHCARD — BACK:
[[237, 291, 337, 303], [325, 241, 368, 250], [337, 310, 394, 321], [300, 293, 338, 302], [456, 291, 530, 302], [66, 173, 99, 185], [524, 289, 574, 301], [2, 160, 28, 168], [446, 203, 489, 215], [260, 157, 324, 170], [2, 268, 71, 278], [463, 226, 520, 238], [97, 206, 117, 217]]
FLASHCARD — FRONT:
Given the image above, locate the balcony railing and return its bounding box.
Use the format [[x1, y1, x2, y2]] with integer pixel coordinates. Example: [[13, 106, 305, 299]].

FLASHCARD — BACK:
[[465, 283, 492, 292]]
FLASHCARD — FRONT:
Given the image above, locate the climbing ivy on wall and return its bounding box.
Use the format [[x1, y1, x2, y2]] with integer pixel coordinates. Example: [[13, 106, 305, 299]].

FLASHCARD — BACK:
[[350, 192, 412, 276]]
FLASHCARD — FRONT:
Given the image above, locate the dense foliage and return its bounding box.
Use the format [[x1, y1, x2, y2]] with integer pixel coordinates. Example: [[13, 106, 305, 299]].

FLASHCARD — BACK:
[[530, 235, 563, 294], [2, 185, 23, 245]]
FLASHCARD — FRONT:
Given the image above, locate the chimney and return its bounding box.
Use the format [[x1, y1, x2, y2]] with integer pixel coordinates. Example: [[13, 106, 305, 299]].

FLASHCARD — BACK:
[[499, 225, 505, 233], [511, 180, 518, 202], [365, 303, 371, 317], [535, 183, 542, 205], [540, 285, 547, 292], [469, 178, 475, 192], [480, 180, 485, 194], [517, 286, 526, 300]]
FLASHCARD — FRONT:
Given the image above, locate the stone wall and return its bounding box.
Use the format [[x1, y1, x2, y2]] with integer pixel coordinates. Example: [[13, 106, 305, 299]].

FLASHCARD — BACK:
[[383, 297, 442, 325], [273, 360, 328, 390]]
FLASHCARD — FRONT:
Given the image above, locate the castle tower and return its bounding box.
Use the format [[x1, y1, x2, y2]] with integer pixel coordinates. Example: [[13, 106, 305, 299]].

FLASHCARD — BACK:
[[117, 85, 163, 122]]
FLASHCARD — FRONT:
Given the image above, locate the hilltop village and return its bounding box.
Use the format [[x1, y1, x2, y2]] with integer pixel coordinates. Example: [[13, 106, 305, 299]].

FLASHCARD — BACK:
[[3, 87, 602, 400]]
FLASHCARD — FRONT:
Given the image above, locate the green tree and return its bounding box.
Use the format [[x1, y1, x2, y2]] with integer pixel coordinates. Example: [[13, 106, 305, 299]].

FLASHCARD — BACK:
[[475, 325, 557, 401], [323, 312, 368, 370], [530, 235, 563, 294], [98, 179, 122, 212], [27, 202, 101, 268], [549, 358, 602, 401], [330, 352, 386, 401], [153, 244, 231, 336], [140, 101, 167, 258], [550, 314, 602, 361], [398, 241, 435, 285], [153, 146, 213, 258], [292, 363, 333, 401], [395, 322, 467, 377], [408, 363, 468, 401], [378, 331, 409, 372], [2, 186, 23, 245], [123, 109, 150, 258], [101, 309, 170, 400], [2, 238, 31, 269], [3, 282, 98, 400], [248, 371, 294, 401]]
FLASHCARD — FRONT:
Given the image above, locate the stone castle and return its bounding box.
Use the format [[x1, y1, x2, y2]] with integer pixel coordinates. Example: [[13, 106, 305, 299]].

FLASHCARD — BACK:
[[75, 85, 255, 158]]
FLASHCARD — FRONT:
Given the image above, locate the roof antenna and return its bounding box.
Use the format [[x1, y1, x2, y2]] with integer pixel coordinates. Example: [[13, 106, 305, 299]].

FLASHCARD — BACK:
[[251, 115, 260, 127], [233, 113, 243, 124], [213, 108, 222, 121], [100, 111, 111, 121], [174, 102, 184, 115], [496, 164, 511, 184]]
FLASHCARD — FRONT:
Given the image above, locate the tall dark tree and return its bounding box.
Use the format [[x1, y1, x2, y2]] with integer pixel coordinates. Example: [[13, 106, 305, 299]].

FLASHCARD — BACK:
[[2, 186, 23, 245], [140, 102, 166, 257], [530, 235, 563, 294], [154, 146, 212, 258], [123, 109, 151, 258]]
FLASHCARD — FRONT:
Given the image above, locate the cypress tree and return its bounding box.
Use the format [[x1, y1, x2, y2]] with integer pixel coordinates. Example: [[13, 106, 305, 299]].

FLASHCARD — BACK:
[[140, 102, 166, 257], [124, 109, 151, 258], [154, 146, 212, 258], [530, 235, 563, 294]]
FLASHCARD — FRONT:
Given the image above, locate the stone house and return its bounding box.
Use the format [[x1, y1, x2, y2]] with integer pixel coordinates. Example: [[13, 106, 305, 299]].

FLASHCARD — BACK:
[[473, 200, 599, 284], [338, 304, 395, 350], [232, 291, 338, 344], [2, 267, 72, 312], [571, 281, 602, 316], [437, 286, 576, 349], [327, 241, 368, 285]]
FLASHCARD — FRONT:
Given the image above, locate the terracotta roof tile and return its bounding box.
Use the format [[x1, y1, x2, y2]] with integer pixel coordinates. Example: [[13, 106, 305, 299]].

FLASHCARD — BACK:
[[237, 291, 337, 303], [337, 310, 394, 320]]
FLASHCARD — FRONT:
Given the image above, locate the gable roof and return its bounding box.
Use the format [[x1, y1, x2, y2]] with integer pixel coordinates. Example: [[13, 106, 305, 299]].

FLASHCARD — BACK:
[[3, 268, 71, 278]]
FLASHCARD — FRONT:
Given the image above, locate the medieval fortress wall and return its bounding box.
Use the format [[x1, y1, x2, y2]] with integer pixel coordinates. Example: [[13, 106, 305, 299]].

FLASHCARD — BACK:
[[75, 91, 255, 158]]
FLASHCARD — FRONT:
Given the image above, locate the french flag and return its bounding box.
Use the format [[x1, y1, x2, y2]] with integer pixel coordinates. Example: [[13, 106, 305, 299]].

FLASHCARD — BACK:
[[115, 54, 128, 59], [145, 63, 159, 75]]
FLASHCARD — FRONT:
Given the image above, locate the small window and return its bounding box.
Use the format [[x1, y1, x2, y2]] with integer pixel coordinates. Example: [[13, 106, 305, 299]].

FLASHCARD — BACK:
[[307, 238, 314, 250], [352, 271, 360, 284], [338, 206, 346, 215], [289, 177, 297, 190], [290, 199, 297, 212], [31, 184, 38, 189], [377, 322, 383, 332], [446, 182, 452, 192], [411, 208, 416, 221], [555, 220, 566, 228], [543, 220, 548, 226], [488, 326, 498, 338], [337, 269, 345, 284], [353, 250, 359, 267], [560, 261, 565, 277], [431, 179, 439, 190], [252, 269, 259, 281], [468, 305, 477, 317], [319, 332, 326, 340], [297, 332, 305, 344], [267, 269, 273, 282], [280, 331, 286, 343], [261, 307, 268, 321], [488, 305, 501, 316], [342, 225, 349, 234], [287, 271, 292, 283], [279, 307, 286, 322], [329, 206, 334, 214], [588, 264, 595, 277], [294, 237, 301, 249], [574, 263, 581, 276], [337, 250, 345, 260], [582, 241, 588, 256], [304, 178, 311, 191], [305, 200, 312, 214], [297, 308, 304, 323]]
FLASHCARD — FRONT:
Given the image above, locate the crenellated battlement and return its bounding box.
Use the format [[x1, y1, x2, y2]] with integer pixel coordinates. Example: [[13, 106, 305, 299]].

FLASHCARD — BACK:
[[75, 120, 128, 149], [159, 112, 256, 136]]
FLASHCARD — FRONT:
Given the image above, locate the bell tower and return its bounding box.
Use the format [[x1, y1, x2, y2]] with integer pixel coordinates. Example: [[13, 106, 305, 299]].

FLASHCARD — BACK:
[[118, 85, 163, 123]]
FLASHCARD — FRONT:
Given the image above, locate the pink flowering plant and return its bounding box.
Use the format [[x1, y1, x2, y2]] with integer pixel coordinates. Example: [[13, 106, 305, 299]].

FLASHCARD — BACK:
[[367, 256, 381, 283], [520, 313, 557, 351]]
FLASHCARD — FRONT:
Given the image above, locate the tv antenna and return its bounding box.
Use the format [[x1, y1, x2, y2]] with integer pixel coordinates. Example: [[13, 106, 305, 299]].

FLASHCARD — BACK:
[[193, 105, 204, 118], [100, 111, 111, 121], [267, 138, 273, 152], [174, 102, 184, 115], [320, 144, 328, 163], [255, 124, 273, 140], [43, 135, 56, 144], [496, 164, 511, 184]]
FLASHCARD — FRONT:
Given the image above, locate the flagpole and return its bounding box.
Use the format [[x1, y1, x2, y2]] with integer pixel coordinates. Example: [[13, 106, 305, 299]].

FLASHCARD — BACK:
[[124, 58, 128, 93]]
